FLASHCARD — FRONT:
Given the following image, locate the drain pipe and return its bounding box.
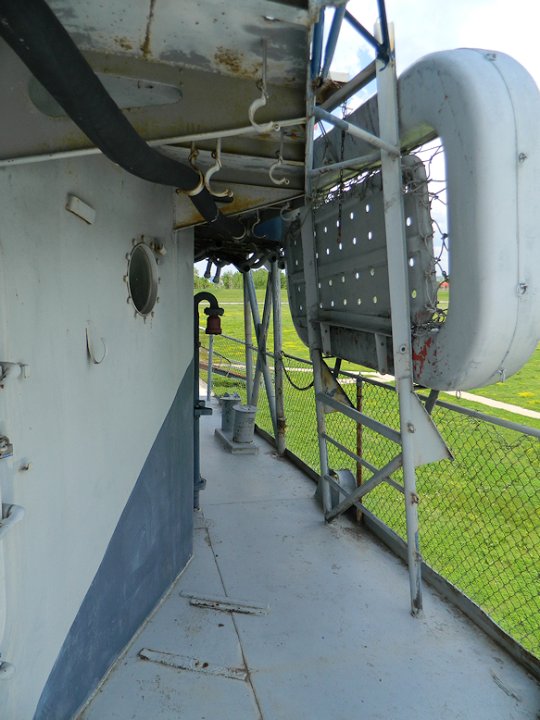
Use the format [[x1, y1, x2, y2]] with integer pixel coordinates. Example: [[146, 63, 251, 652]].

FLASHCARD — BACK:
[[0, 0, 245, 240], [193, 293, 224, 509]]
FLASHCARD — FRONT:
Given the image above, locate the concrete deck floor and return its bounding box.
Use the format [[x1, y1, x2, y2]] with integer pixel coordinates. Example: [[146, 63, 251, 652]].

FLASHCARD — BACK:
[[81, 398, 540, 720]]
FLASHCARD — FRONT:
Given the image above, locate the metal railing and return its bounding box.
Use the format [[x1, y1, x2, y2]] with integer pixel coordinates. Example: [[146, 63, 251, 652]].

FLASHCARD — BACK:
[[199, 332, 540, 671]]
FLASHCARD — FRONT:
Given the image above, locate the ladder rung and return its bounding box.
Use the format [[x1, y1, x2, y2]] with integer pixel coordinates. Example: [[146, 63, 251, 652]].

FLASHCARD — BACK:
[[309, 151, 381, 178], [313, 107, 399, 156], [320, 61, 377, 112]]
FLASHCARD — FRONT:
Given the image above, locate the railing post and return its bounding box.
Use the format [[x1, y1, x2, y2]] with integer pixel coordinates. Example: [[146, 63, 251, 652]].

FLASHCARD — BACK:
[[271, 261, 286, 454], [356, 376, 364, 523], [243, 272, 253, 402], [206, 334, 214, 402]]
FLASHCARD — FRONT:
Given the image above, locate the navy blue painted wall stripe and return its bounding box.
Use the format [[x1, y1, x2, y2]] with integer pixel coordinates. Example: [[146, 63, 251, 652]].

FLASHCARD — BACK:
[[34, 367, 194, 720]]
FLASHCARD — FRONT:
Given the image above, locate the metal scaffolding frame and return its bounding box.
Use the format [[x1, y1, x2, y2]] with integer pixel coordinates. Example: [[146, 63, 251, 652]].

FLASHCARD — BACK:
[[301, 0, 450, 615]]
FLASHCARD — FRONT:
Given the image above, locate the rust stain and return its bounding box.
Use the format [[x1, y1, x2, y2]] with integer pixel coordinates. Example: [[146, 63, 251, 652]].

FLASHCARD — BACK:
[[140, 0, 157, 59], [115, 36, 133, 51], [214, 46, 246, 76]]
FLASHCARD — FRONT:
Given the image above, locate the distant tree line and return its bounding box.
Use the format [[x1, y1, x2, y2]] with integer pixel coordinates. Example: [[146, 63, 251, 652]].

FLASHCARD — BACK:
[[194, 267, 286, 289]]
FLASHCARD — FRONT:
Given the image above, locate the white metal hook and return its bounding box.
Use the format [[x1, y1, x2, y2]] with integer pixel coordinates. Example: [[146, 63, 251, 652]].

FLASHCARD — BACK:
[[269, 157, 290, 185], [204, 139, 233, 199], [248, 39, 279, 134], [269, 132, 290, 186]]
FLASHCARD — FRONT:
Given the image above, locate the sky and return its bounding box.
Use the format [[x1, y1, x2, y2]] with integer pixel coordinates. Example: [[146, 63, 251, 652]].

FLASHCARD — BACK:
[[338, 0, 539, 89]]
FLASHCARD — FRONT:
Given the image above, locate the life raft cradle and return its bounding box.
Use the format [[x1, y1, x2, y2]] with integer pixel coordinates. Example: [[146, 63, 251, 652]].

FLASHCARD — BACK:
[[297, 8, 540, 617]]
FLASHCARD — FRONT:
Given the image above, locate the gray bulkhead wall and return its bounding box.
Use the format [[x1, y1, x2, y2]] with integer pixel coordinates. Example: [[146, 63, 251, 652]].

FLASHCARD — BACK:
[[0, 155, 195, 718]]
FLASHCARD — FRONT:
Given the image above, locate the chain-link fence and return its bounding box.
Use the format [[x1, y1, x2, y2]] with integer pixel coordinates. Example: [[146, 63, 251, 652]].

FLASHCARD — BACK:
[[200, 332, 540, 661]]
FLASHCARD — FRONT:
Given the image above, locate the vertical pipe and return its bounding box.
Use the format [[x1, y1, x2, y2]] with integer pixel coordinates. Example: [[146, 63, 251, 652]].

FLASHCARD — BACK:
[[271, 261, 286, 455], [376, 43, 423, 614], [356, 377, 364, 523], [243, 272, 254, 402], [311, 11, 325, 79], [303, 11, 330, 513], [300, 211, 331, 514], [206, 334, 214, 402], [193, 304, 202, 510], [321, 6, 347, 82]]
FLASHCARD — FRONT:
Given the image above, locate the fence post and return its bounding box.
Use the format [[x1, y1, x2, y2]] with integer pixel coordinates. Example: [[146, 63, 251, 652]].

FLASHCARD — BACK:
[[356, 376, 363, 523], [243, 272, 253, 402], [206, 334, 214, 402], [271, 261, 286, 455]]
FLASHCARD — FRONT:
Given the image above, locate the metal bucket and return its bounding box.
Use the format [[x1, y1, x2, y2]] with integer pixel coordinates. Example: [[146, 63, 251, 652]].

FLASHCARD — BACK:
[[232, 404, 257, 443], [220, 394, 240, 432]]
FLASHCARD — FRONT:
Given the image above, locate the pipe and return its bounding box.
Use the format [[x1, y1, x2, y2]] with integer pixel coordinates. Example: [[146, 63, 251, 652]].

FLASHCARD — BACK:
[[313, 106, 399, 155], [0, 0, 245, 239], [193, 292, 224, 509], [321, 6, 347, 82], [0, 117, 307, 169]]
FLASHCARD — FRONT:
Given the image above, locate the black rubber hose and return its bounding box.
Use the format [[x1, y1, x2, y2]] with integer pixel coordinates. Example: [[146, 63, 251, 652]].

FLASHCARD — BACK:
[[0, 0, 245, 239]]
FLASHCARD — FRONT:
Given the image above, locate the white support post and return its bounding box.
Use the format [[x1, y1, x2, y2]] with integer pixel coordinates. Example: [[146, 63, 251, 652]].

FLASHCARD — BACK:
[[376, 48, 423, 614], [271, 262, 286, 455], [243, 273, 253, 402], [300, 211, 332, 514]]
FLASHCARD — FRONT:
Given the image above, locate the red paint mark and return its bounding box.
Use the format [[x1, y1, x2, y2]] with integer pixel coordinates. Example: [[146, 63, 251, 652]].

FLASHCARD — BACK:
[[412, 337, 433, 375]]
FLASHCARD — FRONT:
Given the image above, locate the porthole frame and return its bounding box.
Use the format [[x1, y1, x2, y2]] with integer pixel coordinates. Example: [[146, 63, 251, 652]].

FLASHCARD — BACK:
[[125, 238, 160, 319]]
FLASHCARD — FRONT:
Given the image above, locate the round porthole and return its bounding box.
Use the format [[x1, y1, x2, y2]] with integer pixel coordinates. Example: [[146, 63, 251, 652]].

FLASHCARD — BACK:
[[127, 242, 158, 316]]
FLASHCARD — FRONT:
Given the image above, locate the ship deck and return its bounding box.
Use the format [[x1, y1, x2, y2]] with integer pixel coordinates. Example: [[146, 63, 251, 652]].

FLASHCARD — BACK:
[[80, 394, 540, 719]]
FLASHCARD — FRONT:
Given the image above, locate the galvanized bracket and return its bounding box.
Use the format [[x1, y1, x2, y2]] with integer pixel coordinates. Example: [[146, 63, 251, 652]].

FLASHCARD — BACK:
[[195, 400, 212, 419], [0, 437, 13, 460], [0, 657, 15, 680], [0, 503, 25, 540], [0, 362, 29, 387]]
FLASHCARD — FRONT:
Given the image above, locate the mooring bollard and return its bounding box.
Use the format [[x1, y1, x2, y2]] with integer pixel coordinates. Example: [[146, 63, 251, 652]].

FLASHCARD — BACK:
[[220, 393, 241, 432], [232, 404, 257, 443]]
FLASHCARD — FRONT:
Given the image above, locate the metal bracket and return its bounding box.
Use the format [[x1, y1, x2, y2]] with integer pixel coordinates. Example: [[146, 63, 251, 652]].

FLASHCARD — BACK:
[[0, 503, 25, 540], [195, 401, 213, 418], [0, 437, 13, 459], [0, 657, 15, 680], [0, 362, 29, 387]]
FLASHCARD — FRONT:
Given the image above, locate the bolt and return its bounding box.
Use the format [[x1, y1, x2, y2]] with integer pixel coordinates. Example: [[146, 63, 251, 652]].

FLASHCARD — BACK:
[[407, 422, 415, 433], [411, 493, 420, 504], [399, 344, 407, 354], [518, 152, 527, 163]]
